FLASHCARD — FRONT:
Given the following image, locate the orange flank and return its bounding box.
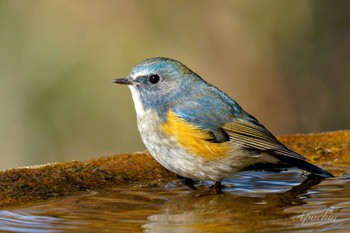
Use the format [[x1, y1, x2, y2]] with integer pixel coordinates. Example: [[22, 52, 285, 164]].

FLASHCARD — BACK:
[[161, 110, 231, 159]]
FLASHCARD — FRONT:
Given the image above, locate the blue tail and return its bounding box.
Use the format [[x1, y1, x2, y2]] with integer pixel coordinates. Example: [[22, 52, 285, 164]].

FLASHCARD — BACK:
[[278, 156, 334, 178]]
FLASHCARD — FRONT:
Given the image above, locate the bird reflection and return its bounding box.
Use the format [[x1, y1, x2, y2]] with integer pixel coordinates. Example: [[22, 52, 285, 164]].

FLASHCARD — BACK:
[[142, 174, 325, 232]]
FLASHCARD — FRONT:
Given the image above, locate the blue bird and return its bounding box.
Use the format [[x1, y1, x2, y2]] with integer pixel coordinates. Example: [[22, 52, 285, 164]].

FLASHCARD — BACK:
[[113, 57, 333, 191]]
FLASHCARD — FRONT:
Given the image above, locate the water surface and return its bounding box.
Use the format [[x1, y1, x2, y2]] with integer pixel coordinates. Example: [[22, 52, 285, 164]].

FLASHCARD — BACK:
[[0, 170, 349, 232]]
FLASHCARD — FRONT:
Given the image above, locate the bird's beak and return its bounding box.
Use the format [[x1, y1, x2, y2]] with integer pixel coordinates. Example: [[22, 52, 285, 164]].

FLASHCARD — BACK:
[[112, 77, 133, 85]]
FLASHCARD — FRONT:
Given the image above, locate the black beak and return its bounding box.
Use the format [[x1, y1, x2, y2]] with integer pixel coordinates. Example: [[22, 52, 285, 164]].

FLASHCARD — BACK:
[[112, 77, 133, 85]]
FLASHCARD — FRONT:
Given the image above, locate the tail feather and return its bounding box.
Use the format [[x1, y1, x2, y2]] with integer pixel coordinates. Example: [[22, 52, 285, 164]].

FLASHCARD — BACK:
[[277, 155, 334, 178]]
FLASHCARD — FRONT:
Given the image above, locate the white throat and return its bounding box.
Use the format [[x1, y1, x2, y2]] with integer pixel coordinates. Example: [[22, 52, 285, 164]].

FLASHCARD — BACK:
[[128, 85, 146, 117]]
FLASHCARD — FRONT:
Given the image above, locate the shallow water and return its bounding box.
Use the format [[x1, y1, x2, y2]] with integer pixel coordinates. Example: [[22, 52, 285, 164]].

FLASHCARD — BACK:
[[0, 170, 349, 233]]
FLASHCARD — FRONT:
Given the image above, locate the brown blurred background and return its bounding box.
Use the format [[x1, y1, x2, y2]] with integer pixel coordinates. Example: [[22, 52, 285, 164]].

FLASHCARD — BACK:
[[0, 0, 349, 170]]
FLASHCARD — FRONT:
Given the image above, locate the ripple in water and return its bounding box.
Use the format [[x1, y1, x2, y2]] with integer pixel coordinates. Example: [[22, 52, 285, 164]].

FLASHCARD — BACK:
[[0, 170, 349, 232]]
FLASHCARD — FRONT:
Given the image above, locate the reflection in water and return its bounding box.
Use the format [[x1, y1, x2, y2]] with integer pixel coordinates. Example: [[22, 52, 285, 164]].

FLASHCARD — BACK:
[[0, 171, 349, 232], [143, 174, 326, 233], [0, 210, 83, 233]]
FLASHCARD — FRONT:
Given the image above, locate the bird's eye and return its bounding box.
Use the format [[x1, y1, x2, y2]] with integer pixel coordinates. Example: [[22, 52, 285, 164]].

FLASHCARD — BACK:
[[148, 74, 160, 84]]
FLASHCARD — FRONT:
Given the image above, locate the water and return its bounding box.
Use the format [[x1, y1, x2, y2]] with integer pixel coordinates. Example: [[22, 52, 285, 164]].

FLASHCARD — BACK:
[[0, 170, 349, 232]]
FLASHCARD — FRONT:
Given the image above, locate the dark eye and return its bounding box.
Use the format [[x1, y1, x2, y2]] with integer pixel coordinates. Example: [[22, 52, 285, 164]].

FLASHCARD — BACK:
[[148, 74, 160, 84]]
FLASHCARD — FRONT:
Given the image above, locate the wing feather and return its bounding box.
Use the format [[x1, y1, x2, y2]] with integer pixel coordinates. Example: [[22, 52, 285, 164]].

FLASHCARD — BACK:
[[222, 119, 306, 161]]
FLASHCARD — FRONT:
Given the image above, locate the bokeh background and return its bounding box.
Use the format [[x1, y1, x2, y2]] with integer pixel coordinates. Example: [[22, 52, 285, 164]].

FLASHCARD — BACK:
[[0, 0, 349, 170]]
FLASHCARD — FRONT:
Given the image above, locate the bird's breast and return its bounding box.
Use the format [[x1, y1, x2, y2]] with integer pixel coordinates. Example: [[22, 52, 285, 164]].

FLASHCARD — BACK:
[[134, 109, 254, 181], [161, 110, 233, 159]]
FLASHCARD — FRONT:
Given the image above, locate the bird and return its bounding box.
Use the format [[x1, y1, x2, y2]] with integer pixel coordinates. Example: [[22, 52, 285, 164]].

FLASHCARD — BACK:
[[113, 57, 333, 191]]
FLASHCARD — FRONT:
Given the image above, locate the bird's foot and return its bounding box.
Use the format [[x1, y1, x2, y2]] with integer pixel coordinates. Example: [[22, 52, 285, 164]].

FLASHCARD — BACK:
[[177, 175, 198, 190], [214, 181, 225, 194]]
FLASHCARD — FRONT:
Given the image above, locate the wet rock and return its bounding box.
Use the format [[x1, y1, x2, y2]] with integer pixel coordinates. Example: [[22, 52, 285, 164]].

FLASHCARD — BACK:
[[0, 130, 349, 207]]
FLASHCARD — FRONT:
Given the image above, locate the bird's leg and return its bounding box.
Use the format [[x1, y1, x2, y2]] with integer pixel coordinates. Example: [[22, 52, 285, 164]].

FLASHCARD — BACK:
[[177, 175, 197, 190], [214, 180, 225, 194]]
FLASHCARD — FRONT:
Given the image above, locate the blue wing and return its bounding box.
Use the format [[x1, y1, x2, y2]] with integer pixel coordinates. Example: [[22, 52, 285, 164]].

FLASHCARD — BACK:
[[173, 86, 243, 142]]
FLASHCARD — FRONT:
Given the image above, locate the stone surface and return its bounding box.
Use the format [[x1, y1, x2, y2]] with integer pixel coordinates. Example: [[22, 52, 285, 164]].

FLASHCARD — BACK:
[[0, 130, 349, 207]]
